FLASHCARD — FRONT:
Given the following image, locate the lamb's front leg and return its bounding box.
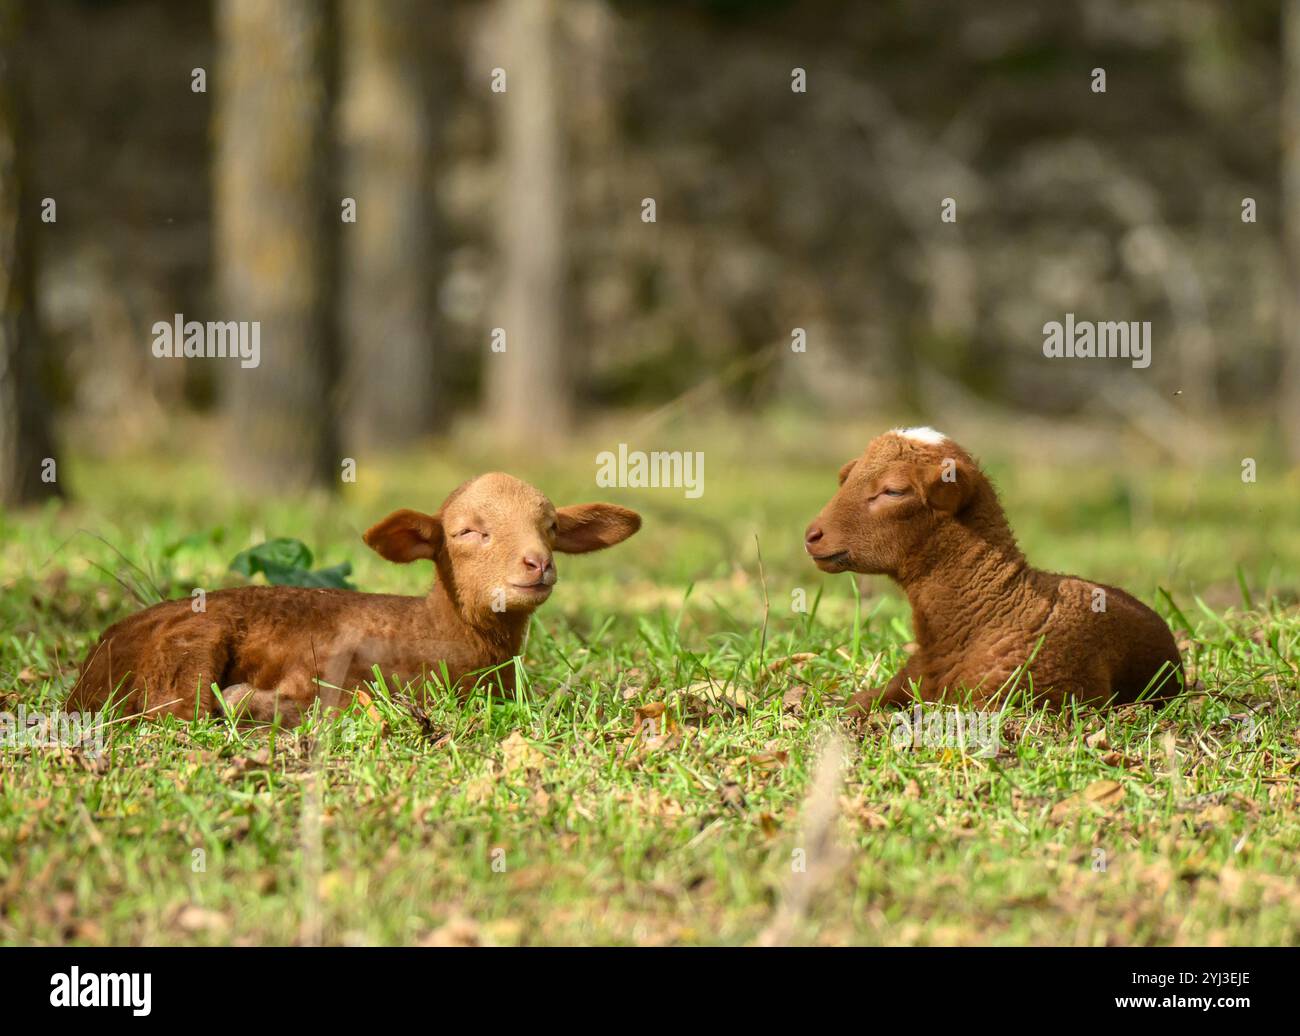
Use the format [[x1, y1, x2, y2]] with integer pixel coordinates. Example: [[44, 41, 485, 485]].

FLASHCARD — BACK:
[[216, 633, 377, 726], [216, 682, 308, 727], [844, 655, 923, 719]]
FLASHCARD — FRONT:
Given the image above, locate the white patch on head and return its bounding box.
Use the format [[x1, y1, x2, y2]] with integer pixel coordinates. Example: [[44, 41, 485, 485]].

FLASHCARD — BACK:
[[891, 426, 947, 446]]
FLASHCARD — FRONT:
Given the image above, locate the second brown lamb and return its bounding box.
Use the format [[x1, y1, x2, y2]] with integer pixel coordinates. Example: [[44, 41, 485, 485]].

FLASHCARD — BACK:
[[804, 427, 1184, 711]]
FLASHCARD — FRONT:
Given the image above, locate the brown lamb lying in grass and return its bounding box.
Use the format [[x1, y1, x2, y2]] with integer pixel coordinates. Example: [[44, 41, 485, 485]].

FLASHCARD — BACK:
[[69, 473, 641, 724], [804, 427, 1183, 711]]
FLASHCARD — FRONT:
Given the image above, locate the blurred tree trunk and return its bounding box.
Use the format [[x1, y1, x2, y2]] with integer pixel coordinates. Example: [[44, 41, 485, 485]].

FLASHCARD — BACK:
[[215, 0, 339, 490], [487, 0, 571, 446], [339, 0, 438, 450], [0, 0, 60, 506], [1283, 0, 1300, 461]]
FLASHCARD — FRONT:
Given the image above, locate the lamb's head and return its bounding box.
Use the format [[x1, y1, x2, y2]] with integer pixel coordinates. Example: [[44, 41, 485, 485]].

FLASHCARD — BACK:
[[364, 473, 641, 620], [803, 428, 990, 578]]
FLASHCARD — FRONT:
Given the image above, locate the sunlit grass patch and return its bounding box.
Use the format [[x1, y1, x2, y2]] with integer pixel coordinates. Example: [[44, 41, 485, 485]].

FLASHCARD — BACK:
[[1, 425, 1297, 945]]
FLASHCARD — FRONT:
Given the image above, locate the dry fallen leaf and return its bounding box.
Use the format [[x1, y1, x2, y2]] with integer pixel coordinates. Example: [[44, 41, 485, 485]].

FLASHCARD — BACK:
[[685, 680, 748, 711], [629, 702, 679, 752], [219, 748, 272, 782], [764, 653, 816, 678], [418, 916, 480, 947], [632, 701, 667, 736], [353, 689, 382, 724], [175, 905, 230, 935], [719, 783, 746, 812], [499, 730, 545, 774], [1084, 779, 1126, 805], [1051, 779, 1126, 821], [1196, 804, 1233, 826]]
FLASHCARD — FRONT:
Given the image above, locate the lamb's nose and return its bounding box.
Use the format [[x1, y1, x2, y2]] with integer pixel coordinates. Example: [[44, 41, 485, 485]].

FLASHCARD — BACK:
[[804, 523, 824, 552], [522, 553, 553, 577]]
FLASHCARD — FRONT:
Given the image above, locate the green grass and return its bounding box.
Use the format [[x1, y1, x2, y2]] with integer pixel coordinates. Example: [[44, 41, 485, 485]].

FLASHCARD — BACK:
[[2, 414, 1298, 945]]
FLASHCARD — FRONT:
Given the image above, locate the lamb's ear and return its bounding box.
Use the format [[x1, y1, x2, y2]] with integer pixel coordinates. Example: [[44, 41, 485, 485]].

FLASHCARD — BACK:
[[838, 459, 858, 485], [363, 509, 444, 562], [923, 457, 976, 515], [554, 503, 642, 554]]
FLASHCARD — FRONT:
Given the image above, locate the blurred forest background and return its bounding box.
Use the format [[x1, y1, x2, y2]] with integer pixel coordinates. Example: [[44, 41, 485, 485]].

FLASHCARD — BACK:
[[1, 0, 1299, 504]]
